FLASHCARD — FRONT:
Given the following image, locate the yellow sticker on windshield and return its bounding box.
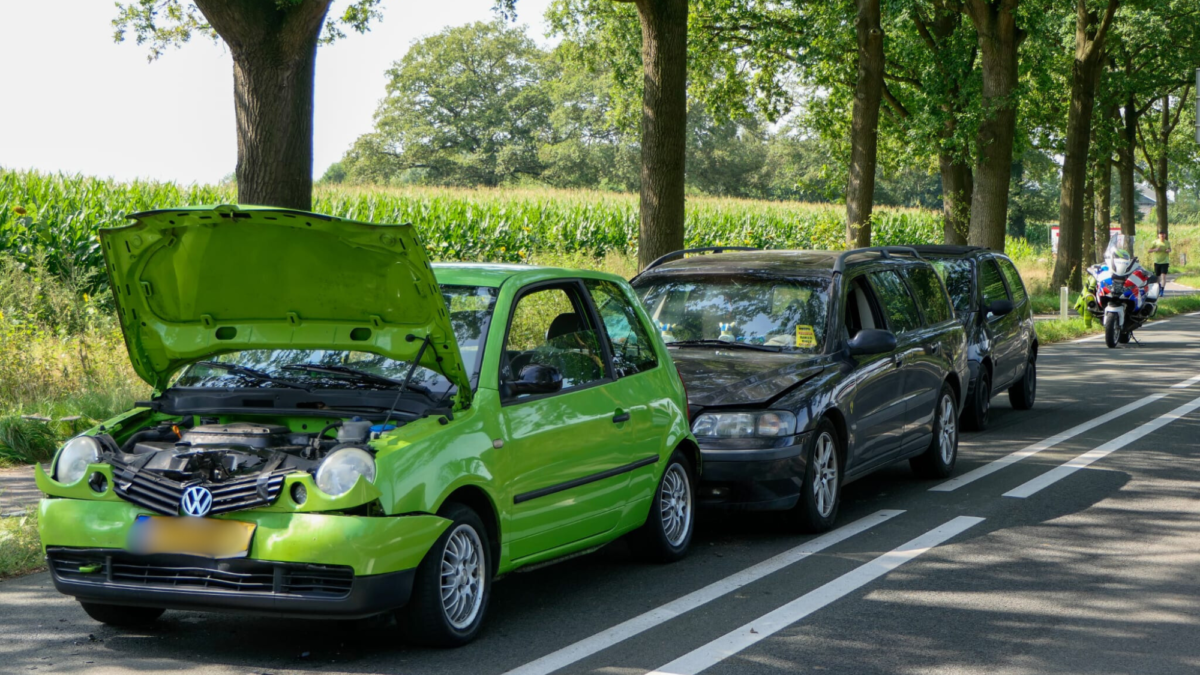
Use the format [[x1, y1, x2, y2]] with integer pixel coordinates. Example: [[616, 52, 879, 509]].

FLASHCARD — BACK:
[[795, 325, 817, 348]]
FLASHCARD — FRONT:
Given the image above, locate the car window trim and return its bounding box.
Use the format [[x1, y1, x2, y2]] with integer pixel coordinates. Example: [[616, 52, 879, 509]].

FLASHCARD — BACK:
[[497, 278, 616, 407]]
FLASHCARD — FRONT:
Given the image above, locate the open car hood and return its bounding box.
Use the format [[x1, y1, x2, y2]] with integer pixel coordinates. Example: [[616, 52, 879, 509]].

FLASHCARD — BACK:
[[100, 205, 470, 406]]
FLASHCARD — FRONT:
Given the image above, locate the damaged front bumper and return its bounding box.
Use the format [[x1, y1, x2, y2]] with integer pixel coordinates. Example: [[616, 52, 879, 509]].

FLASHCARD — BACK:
[[38, 496, 450, 619]]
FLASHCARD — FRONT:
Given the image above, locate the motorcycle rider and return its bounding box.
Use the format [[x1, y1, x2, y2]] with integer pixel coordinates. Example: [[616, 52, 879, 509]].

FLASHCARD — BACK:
[[1148, 233, 1171, 286]]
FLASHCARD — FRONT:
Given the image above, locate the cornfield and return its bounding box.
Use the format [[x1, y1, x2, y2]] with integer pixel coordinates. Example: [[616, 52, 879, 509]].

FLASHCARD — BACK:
[[1, 169, 945, 288]]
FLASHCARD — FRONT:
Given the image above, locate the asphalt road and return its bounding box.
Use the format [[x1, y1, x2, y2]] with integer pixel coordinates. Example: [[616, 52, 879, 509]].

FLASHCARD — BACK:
[[6, 313, 1200, 675]]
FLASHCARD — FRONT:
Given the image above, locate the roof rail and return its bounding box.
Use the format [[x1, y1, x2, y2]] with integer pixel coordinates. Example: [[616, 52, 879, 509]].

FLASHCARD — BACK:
[[642, 246, 760, 272], [833, 246, 923, 274]]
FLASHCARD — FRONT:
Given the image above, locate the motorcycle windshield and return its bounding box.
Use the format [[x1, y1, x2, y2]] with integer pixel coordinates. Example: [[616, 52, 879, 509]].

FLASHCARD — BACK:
[[1106, 234, 1134, 275]]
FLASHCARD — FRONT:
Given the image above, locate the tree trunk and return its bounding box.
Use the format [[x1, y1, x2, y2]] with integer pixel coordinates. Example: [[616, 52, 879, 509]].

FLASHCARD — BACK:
[[939, 153, 973, 244], [1154, 98, 1171, 237], [1095, 160, 1112, 260], [1117, 95, 1138, 236], [1082, 173, 1095, 268], [633, 0, 689, 270], [193, 0, 333, 211], [846, 0, 885, 248], [1008, 156, 1026, 238], [1050, 1, 1117, 291], [964, 0, 1023, 252]]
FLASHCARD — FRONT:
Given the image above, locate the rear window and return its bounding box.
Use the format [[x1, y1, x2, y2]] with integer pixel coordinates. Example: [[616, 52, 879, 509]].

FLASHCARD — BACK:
[[930, 258, 974, 313], [905, 266, 954, 324]]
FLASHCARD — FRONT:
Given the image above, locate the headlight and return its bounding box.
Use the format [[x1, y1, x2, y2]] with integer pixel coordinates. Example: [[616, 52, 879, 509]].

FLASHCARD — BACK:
[[55, 436, 101, 485], [315, 447, 376, 497], [692, 410, 797, 438]]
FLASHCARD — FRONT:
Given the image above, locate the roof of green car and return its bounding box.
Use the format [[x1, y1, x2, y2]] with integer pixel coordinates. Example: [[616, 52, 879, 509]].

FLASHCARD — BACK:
[[432, 262, 628, 289]]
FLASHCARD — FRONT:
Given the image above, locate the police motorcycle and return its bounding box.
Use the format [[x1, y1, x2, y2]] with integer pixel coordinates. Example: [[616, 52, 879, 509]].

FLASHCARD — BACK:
[[1083, 234, 1162, 348]]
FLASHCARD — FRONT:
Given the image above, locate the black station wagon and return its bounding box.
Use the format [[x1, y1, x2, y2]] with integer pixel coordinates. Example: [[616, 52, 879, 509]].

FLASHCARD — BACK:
[[631, 247, 969, 532], [911, 246, 1037, 431]]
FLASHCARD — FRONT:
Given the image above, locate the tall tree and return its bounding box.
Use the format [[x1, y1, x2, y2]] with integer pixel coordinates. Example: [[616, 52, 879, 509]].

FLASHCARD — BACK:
[[1136, 86, 1193, 236], [621, 0, 690, 268], [846, 0, 886, 247], [962, 0, 1023, 251], [113, 0, 383, 210], [1051, 0, 1117, 291]]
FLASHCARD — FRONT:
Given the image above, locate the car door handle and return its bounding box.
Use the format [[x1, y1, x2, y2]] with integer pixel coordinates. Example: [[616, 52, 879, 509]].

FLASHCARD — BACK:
[[612, 411, 631, 424]]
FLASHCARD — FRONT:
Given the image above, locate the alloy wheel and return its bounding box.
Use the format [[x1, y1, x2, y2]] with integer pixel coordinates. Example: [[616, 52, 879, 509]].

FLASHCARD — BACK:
[[939, 394, 957, 464], [659, 463, 692, 547], [812, 432, 839, 518], [440, 524, 486, 630]]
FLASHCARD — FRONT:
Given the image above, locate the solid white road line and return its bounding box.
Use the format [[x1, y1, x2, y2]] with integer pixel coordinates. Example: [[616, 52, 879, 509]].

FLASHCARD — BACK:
[[1004, 394, 1200, 498], [1072, 334, 1106, 343], [1145, 320, 1172, 327], [1187, 310, 1200, 317], [1171, 373, 1200, 389], [502, 510, 904, 675], [646, 516, 985, 675], [930, 393, 1168, 492]]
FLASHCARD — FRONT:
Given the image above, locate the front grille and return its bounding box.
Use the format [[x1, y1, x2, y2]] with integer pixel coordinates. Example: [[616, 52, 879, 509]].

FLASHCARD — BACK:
[[108, 456, 292, 516], [48, 548, 354, 598]]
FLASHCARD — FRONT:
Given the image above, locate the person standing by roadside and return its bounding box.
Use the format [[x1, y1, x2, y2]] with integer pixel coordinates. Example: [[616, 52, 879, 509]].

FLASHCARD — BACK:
[[1148, 233, 1172, 286]]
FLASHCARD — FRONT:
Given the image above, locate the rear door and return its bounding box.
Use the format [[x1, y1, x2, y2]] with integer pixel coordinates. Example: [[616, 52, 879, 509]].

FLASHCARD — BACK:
[[996, 257, 1035, 374], [979, 257, 1021, 388], [843, 273, 908, 467], [867, 269, 928, 451], [902, 264, 958, 449]]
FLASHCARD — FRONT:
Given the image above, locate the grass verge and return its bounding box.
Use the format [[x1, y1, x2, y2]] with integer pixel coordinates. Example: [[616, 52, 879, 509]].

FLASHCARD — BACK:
[[0, 508, 42, 580], [1035, 294, 1200, 345]]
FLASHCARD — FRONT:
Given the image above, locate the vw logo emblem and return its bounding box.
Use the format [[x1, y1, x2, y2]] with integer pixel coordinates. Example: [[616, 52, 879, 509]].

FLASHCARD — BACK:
[[180, 485, 213, 517]]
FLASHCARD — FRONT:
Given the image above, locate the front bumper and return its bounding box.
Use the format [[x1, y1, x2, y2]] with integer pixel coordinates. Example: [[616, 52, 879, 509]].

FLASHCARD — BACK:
[[696, 433, 812, 511], [39, 498, 449, 618]]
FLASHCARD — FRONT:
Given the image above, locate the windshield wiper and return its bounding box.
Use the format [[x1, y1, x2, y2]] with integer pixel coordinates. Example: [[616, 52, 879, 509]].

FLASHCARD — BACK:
[[670, 339, 782, 352], [194, 361, 311, 390], [280, 364, 434, 394]]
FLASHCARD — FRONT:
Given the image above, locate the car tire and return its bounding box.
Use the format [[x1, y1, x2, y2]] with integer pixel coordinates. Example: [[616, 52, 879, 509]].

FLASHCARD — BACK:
[[1008, 355, 1036, 410], [911, 383, 959, 479], [792, 419, 841, 533], [1104, 313, 1120, 348], [79, 602, 164, 627], [632, 450, 695, 564], [400, 502, 492, 648], [961, 369, 991, 431]]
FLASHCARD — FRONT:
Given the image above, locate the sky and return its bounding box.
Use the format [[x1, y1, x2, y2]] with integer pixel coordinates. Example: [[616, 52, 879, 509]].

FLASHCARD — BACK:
[[0, 0, 554, 186]]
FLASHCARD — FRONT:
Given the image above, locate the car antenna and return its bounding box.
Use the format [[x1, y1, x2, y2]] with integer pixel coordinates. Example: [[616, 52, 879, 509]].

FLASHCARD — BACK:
[[379, 333, 434, 432]]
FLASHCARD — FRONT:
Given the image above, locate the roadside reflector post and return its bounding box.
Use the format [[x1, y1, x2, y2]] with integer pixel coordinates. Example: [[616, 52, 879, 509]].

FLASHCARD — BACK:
[[1061, 286, 1069, 320]]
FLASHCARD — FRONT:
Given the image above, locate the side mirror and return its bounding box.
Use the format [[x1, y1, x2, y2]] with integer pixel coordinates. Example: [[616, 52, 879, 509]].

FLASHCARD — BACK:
[[508, 364, 563, 397], [987, 300, 1014, 318], [847, 329, 897, 356]]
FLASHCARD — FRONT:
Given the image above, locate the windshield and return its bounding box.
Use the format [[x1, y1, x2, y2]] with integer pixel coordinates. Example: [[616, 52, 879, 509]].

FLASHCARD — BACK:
[[929, 259, 974, 313], [636, 276, 831, 352], [172, 285, 497, 393]]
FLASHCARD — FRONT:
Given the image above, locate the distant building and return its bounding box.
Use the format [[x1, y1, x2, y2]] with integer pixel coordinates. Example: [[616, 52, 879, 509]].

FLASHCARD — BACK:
[[1136, 185, 1157, 218]]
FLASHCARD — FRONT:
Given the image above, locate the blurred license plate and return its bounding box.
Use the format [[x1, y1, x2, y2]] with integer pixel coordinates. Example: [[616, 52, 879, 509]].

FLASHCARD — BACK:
[[128, 515, 256, 559]]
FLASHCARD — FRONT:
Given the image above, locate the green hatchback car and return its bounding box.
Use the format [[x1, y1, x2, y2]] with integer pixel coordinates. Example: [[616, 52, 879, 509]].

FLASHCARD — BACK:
[[36, 206, 698, 646]]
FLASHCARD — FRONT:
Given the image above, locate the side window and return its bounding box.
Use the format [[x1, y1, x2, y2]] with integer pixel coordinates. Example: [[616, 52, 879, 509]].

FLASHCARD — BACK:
[[904, 266, 954, 325], [997, 258, 1028, 304], [584, 279, 659, 377], [868, 270, 922, 334], [502, 284, 608, 398], [979, 259, 1011, 306]]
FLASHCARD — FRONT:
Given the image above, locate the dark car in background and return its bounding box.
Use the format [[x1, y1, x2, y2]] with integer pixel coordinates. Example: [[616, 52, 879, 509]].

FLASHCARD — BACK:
[[912, 246, 1037, 431], [630, 247, 968, 532]]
